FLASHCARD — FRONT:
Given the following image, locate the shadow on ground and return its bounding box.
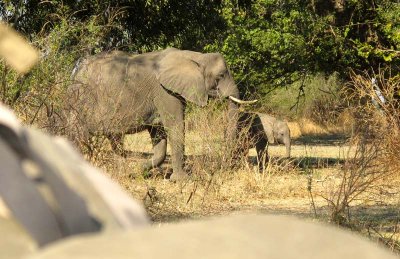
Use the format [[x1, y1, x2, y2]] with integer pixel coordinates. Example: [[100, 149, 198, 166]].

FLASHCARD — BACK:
[[352, 204, 400, 228], [248, 156, 345, 170], [293, 133, 349, 146], [121, 133, 351, 176]]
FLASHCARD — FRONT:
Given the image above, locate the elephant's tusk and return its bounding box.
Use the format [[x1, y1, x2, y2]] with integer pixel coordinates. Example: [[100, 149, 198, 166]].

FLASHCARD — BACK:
[[229, 96, 258, 105]]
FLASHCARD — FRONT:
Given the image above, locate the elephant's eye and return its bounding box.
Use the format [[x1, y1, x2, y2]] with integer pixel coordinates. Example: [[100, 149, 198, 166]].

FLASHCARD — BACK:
[[216, 73, 224, 83]]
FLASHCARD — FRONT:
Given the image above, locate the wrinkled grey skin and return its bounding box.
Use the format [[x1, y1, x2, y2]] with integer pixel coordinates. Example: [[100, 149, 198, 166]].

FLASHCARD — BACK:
[[27, 214, 398, 259], [67, 48, 240, 180], [236, 112, 291, 170]]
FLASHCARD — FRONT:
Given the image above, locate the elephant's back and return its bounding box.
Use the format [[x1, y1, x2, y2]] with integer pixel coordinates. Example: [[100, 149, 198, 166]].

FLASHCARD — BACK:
[[258, 113, 275, 124], [67, 51, 159, 134], [74, 51, 131, 86]]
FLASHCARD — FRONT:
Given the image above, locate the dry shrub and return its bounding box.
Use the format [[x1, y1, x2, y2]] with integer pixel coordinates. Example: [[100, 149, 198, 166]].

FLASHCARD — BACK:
[[302, 73, 347, 127], [318, 69, 400, 250], [185, 101, 251, 175], [61, 98, 302, 223], [95, 101, 300, 221], [185, 101, 295, 174], [298, 118, 329, 135], [346, 69, 400, 174]]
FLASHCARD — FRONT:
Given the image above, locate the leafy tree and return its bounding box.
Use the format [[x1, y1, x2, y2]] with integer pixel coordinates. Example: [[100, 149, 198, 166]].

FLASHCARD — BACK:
[[0, 0, 398, 111], [205, 0, 399, 98]]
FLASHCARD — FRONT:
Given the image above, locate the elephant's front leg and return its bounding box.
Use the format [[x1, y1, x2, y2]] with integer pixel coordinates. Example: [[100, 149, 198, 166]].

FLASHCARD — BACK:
[[142, 125, 167, 171], [255, 137, 269, 172], [157, 98, 186, 181]]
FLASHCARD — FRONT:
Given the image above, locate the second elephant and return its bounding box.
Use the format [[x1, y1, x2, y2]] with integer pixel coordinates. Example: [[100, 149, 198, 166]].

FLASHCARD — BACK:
[[236, 112, 291, 170]]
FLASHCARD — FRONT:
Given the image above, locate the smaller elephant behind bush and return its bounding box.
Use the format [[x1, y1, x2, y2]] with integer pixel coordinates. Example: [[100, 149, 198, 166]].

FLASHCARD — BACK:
[[236, 112, 291, 170]]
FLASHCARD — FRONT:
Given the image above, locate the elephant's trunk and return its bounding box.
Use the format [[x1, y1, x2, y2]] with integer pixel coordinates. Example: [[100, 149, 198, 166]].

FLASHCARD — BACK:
[[285, 140, 291, 158], [224, 100, 238, 142], [215, 75, 240, 158]]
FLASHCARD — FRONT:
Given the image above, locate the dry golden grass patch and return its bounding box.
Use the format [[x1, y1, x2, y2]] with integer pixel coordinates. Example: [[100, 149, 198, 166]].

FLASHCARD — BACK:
[[98, 126, 359, 223], [295, 118, 351, 136], [91, 102, 358, 223], [287, 121, 302, 138], [88, 91, 400, 250], [103, 160, 314, 222]]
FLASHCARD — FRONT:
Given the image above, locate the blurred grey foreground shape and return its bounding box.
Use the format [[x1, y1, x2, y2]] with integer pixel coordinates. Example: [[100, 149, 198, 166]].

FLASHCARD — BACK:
[[0, 21, 397, 259], [0, 104, 149, 258], [28, 214, 398, 259]]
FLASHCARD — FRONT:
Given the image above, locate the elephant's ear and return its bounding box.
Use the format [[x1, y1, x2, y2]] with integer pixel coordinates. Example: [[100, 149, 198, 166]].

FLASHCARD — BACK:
[[265, 126, 275, 144], [259, 114, 275, 144], [156, 53, 208, 107]]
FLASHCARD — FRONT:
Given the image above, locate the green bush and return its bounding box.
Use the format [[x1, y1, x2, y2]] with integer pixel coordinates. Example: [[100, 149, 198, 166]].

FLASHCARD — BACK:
[[1, 15, 114, 131], [259, 73, 344, 123]]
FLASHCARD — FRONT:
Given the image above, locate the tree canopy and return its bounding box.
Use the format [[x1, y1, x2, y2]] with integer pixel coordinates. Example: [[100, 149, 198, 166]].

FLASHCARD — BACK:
[[1, 0, 399, 99]]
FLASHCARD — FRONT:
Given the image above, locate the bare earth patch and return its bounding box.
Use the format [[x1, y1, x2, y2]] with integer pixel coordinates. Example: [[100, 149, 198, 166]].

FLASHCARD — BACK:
[[94, 127, 399, 251], [99, 131, 385, 220]]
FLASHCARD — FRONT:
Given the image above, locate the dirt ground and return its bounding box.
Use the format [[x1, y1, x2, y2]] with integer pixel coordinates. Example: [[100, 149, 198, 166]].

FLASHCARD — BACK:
[[98, 129, 399, 250], [104, 132, 355, 219]]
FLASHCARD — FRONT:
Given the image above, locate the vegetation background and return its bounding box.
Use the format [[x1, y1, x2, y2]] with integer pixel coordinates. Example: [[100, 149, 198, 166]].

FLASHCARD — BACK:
[[1, 0, 399, 117], [1, 0, 400, 252]]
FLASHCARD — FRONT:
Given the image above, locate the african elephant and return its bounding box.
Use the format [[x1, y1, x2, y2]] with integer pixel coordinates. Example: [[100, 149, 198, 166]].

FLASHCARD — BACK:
[[67, 48, 254, 180], [236, 112, 291, 170]]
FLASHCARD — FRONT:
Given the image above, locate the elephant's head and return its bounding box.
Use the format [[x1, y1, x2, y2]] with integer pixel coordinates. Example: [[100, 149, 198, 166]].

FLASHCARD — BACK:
[[261, 114, 291, 158], [156, 48, 247, 106], [273, 120, 291, 158], [156, 48, 254, 142]]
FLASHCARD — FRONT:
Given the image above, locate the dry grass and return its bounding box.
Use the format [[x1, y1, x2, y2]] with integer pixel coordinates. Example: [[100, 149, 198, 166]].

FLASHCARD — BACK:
[[309, 70, 400, 250], [102, 155, 325, 222], [85, 77, 400, 251], [291, 116, 353, 137], [287, 121, 302, 138], [91, 101, 364, 222], [91, 102, 313, 221]]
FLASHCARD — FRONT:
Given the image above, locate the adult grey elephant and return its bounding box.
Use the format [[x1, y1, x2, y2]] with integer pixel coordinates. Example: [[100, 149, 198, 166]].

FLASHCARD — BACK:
[[67, 48, 254, 180], [236, 112, 291, 170]]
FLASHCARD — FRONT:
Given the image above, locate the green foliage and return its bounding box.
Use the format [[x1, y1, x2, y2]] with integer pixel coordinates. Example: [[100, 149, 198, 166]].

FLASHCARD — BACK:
[[0, 0, 225, 52], [204, 0, 399, 98], [0, 0, 399, 123], [262, 73, 344, 122], [206, 0, 316, 96], [0, 14, 113, 127]]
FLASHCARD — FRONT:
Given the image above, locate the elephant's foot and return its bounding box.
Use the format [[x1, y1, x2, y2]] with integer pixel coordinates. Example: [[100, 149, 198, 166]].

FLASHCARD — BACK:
[[114, 149, 127, 158], [140, 165, 158, 179], [169, 171, 189, 182]]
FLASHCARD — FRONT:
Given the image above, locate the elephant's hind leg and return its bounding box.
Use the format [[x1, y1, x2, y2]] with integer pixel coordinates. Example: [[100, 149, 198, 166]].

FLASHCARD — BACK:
[[142, 125, 167, 171]]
